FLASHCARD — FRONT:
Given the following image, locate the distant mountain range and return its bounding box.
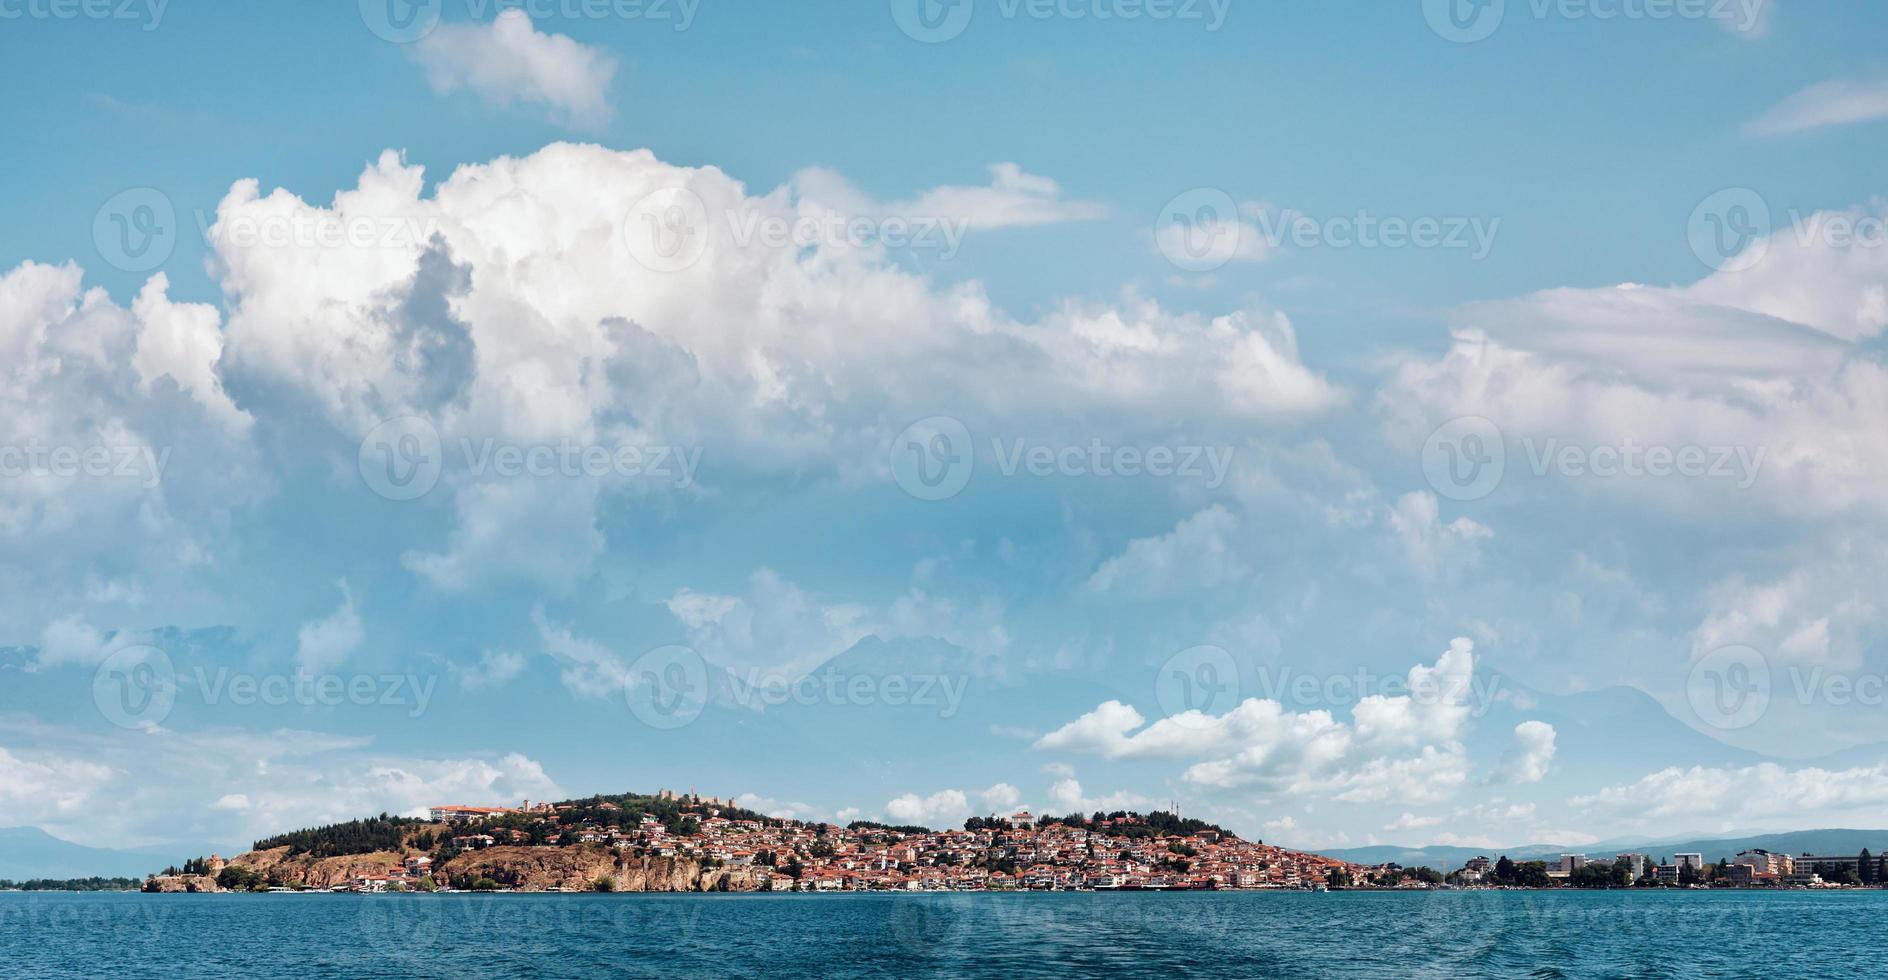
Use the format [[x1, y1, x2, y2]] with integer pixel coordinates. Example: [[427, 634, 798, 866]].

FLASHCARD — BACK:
[[0, 827, 239, 881], [1324, 829, 1888, 870]]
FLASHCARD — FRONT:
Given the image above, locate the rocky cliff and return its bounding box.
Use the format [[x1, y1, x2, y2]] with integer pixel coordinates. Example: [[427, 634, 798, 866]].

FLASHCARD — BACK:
[[441, 845, 773, 892], [178, 842, 774, 893], [231, 846, 413, 890]]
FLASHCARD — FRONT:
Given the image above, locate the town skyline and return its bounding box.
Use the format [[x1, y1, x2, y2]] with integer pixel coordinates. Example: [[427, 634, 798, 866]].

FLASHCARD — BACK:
[[129, 789, 1888, 896]]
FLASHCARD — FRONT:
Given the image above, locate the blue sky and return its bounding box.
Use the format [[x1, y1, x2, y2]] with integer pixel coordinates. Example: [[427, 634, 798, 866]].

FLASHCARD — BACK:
[[3, 0, 1888, 855]]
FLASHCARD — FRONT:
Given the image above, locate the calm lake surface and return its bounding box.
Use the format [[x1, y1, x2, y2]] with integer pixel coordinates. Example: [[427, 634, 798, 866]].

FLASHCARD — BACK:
[[2, 889, 1879, 978]]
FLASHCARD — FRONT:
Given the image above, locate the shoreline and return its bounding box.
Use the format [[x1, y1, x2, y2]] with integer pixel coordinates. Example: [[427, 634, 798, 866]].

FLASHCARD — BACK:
[[17, 885, 1884, 896]]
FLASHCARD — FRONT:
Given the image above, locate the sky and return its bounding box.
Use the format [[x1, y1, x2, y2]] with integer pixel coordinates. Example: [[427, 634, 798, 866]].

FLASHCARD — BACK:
[[3, 0, 1888, 858]]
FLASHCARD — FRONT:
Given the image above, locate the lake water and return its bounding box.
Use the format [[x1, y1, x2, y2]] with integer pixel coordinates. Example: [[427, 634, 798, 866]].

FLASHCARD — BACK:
[[2, 889, 1878, 977]]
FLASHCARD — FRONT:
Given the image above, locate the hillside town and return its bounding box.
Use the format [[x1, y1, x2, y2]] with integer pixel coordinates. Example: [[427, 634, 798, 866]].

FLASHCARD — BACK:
[[142, 791, 1888, 895], [149, 792, 1360, 894], [416, 793, 1361, 893]]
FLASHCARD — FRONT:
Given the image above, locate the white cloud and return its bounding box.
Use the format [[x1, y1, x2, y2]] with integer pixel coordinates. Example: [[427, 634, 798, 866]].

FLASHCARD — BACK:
[[667, 568, 872, 680], [1381, 231, 1888, 521], [1746, 77, 1888, 137], [732, 793, 826, 823], [295, 580, 364, 673], [0, 262, 251, 641], [980, 782, 1021, 811], [1686, 208, 1888, 344], [1037, 639, 1482, 805], [413, 11, 618, 128], [1152, 200, 1277, 268], [881, 782, 1027, 829], [1573, 760, 1888, 834], [791, 161, 1107, 230], [1046, 776, 1148, 815], [0, 746, 117, 827], [1490, 721, 1556, 785], [1261, 815, 1299, 836], [459, 649, 527, 690], [194, 143, 1336, 593], [1384, 812, 1442, 832], [30, 615, 125, 670], [1087, 505, 1248, 598], [1691, 558, 1882, 671], [0, 720, 561, 850], [533, 606, 631, 699], [130, 274, 251, 437], [885, 789, 971, 828], [1388, 491, 1491, 577]]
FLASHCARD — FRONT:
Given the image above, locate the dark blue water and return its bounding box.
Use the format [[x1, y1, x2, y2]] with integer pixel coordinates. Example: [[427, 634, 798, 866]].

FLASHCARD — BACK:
[[2, 889, 1878, 977]]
